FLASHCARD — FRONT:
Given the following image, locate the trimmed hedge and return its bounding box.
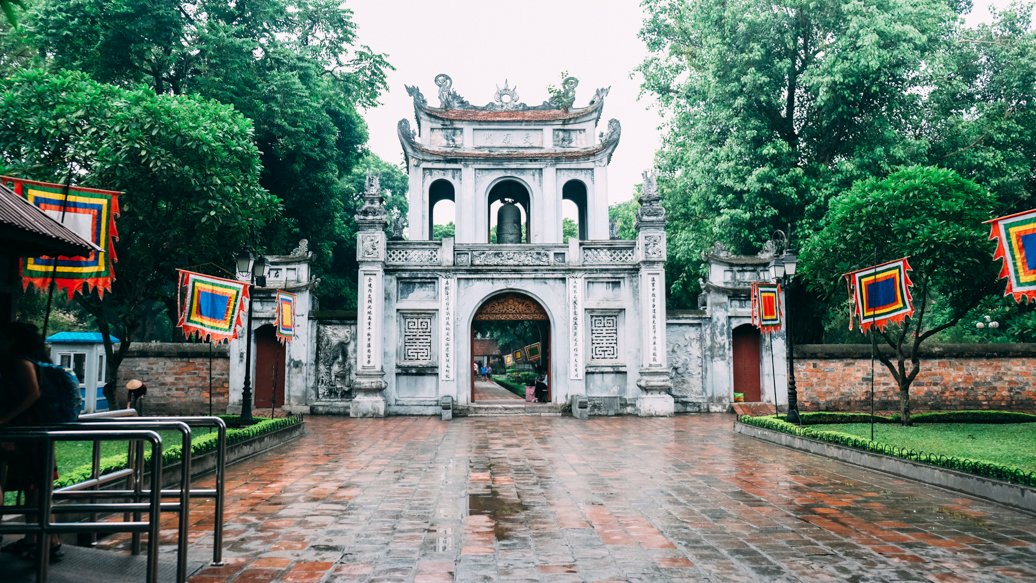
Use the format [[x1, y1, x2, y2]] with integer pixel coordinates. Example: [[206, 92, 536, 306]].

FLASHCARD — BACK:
[[740, 414, 1036, 488], [491, 376, 528, 398], [55, 415, 302, 488], [799, 410, 1036, 425]]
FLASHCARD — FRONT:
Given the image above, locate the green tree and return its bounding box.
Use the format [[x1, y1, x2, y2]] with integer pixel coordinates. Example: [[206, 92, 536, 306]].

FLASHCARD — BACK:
[[562, 218, 578, 243], [23, 0, 391, 296], [639, 0, 956, 307], [0, 68, 278, 385], [432, 223, 456, 240], [608, 199, 638, 240], [800, 166, 997, 425], [321, 153, 408, 310]]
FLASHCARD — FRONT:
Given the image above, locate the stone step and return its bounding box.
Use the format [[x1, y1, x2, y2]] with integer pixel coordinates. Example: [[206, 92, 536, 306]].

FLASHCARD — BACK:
[[458, 403, 566, 417]]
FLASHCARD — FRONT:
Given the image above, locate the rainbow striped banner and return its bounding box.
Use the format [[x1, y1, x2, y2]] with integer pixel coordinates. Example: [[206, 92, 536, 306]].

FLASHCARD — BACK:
[[176, 270, 248, 343], [987, 208, 1036, 303], [276, 291, 297, 343], [845, 258, 914, 333], [5, 176, 120, 298], [751, 282, 782, 334]]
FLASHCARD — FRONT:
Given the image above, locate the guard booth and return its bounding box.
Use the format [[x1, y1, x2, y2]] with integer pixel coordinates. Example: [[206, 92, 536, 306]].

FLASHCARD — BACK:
[[47, 331, 117, 413]]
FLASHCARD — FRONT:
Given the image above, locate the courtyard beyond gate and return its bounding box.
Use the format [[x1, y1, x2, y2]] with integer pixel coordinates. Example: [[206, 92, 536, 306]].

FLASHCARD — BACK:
[[123, 415, 1036, 582]]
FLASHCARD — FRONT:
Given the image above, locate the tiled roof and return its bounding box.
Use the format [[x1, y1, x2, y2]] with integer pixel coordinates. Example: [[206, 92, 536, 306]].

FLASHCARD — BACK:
[[47, 331, 120, 344], [0, 183, 95, 257], [423, 105, 598, 122]]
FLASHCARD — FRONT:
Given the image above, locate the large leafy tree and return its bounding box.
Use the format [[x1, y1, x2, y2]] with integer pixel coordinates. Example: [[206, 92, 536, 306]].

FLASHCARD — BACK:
[[800, 166, 997, 424], [22, 0, 391, 305], [0, 68, 278, 383], [321, 153, 408, 310], [639, 0, 958, 307]]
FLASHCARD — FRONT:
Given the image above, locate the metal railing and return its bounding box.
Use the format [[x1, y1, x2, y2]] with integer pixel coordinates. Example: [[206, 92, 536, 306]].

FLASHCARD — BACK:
[[1, 412, 229, 583], [0, 428, 164, 583]]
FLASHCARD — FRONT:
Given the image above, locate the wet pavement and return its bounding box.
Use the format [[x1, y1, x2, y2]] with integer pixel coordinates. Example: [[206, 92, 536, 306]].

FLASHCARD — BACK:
[[115, 415, 1035, 582], [473, 380, 524, 402]]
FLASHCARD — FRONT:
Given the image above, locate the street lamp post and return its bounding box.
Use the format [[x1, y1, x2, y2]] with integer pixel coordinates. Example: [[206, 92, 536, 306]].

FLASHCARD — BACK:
[[768, 231, 801, 424], [236, 253, 268, 425]]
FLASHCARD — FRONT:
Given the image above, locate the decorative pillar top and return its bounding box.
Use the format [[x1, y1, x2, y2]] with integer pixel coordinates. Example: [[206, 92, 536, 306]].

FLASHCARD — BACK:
[[636, 170, 666, 230], [355, 171, 387, 231]]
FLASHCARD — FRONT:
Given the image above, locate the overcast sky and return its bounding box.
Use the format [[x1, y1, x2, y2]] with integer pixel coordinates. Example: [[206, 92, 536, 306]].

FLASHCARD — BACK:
[[352, 0, 1021, 207]]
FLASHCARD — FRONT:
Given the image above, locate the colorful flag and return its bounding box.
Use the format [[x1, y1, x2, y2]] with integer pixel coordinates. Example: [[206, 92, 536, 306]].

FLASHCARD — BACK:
[[750, 282, 782, 334], [5, 175, 120, 298], [525, 342, 542, 362], [176, 270, 249, 343], [513, 349, 525, 364], [987, 208, 1036, 303], [503, 353, 514, 368], [845, 258, 914, 332], [276, 291, 297, 343]]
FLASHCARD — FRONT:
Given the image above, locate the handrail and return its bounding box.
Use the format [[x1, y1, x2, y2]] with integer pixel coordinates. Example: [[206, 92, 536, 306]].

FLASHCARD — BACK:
[[57, 419, 192, 582], [0, 428, 163, 583], [75, 415, 228, 567]]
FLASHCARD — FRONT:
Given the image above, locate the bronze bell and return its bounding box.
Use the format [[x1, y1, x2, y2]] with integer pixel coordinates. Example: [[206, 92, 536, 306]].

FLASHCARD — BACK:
[[496, 201, 522, 243]]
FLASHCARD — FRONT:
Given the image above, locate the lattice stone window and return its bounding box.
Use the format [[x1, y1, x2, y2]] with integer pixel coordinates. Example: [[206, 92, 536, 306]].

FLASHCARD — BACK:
[[588, 312, 620, 361], [400, 312, 434, 363]]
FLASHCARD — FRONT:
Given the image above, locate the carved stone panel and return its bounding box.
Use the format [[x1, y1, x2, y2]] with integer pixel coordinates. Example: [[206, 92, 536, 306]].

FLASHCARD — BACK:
[[473, 129, 543, 148], [358, 233, 384, 261], [440, 276, 455, 380], [667, 323, 704, 398], [398, 280, 438, 301], [583, 247, 635, 264], [400, 312, 434, 363], [474, 293, 548, 321], [429, 128, 463, 148], [386, 247, 440, 265], [568, 277, 584, 380], [643, 234, 666, 260], [316, 324, 355, 400], [552, 129, 587, 148], [471, 250, 551, 266], [589, 313, 620, 361]]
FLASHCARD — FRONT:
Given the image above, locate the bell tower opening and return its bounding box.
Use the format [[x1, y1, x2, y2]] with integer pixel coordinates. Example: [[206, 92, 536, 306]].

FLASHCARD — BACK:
[[487, 179, 531, 243], [562, 180, 588, 242], [429, 179, 456, 240]]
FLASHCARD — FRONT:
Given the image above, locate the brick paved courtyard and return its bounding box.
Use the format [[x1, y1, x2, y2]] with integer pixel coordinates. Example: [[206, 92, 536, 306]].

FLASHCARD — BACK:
[[169, 415, 1036, 582]]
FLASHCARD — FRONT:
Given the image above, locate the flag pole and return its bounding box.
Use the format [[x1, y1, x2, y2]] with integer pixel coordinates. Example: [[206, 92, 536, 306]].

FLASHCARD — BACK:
[[41, 169, 75, 339]]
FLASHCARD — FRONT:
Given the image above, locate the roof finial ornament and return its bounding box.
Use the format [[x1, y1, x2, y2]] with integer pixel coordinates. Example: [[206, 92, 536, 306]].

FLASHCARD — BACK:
[[434, 73, 470, 109], [548, 76, 579, 111], [493, 80, 521, 110], [636, 169, 666, 224]]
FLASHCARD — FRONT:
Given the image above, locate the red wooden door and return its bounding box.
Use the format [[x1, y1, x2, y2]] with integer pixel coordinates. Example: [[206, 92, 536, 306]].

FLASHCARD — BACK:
[[732, 325, 762, 402], [254, 325, 285, 409]]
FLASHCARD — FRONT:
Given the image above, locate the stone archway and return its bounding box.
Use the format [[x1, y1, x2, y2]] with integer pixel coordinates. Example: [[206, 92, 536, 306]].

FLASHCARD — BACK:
[[471, 292, 551, 403]]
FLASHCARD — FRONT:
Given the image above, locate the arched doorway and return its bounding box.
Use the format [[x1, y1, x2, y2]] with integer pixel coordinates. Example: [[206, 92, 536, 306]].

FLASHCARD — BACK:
[[487, 179, 531, 243], [254, 324, 285, 410], [732, 324, 761, 402], [471, 292, 551, 403]]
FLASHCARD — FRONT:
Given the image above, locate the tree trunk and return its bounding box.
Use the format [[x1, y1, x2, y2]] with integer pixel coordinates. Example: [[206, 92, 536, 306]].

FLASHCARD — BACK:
[[898, 381, 912, 426]]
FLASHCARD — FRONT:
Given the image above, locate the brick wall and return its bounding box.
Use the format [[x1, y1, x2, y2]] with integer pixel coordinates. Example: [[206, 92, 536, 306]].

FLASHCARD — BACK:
[[796, 344, 1036, 413], [116, 343, 229, 415]]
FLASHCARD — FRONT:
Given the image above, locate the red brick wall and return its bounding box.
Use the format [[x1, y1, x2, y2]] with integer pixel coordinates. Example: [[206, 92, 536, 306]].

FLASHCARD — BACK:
[[116, 343, 229, 415], [795, 344, 1036, 413]]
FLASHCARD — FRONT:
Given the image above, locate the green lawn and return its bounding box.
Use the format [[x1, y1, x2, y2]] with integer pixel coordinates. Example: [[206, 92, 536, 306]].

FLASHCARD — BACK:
[[823, 423, 1036, 473], [3, 428, 211, 505]]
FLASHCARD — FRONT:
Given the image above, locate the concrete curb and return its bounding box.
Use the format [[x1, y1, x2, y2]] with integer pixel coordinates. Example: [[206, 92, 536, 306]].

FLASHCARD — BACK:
[[734, 421, 1036, 515]]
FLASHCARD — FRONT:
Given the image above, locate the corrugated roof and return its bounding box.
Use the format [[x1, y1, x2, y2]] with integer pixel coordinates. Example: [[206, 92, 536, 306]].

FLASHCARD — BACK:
[[47, 331, 120, 344], [0, 183, 96, 257]]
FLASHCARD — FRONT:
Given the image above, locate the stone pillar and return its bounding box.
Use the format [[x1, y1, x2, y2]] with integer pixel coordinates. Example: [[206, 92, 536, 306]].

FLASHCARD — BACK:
[[353, 172, 389, 417], [635, 171, 674, 416]]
